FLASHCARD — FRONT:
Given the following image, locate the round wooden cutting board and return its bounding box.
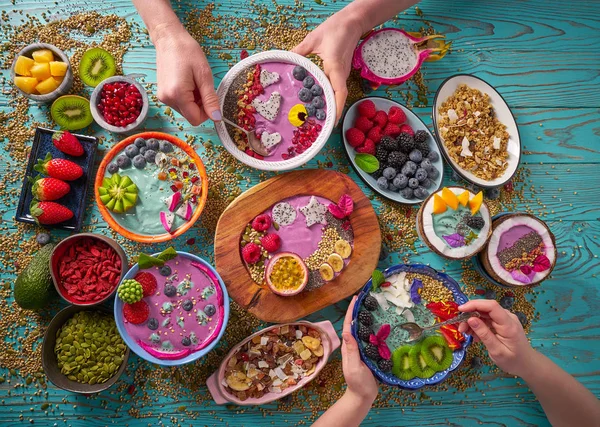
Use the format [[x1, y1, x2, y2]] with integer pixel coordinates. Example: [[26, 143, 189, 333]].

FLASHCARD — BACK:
[[214, 169, 381, 323]]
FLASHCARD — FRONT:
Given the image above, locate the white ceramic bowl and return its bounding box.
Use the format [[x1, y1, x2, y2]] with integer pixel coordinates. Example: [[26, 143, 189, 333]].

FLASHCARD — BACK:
[[342, 97, 444, 205], [215, 50, 336, 171], [432, 74, 521, 189]]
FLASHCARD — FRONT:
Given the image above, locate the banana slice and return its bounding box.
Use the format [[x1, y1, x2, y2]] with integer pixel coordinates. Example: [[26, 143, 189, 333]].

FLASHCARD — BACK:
[[226, 371, 251, 391], [319, 263, 334, 281], [334, 239, 352, 258], [302, 336, 321, 351], [327, 253, 344, 272], [312, 345, 324, 357]]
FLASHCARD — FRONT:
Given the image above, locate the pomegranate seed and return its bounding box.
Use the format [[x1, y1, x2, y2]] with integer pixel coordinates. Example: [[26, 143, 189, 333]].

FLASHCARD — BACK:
[[191, 176, 199, 183], [170, 185, 178, 192]]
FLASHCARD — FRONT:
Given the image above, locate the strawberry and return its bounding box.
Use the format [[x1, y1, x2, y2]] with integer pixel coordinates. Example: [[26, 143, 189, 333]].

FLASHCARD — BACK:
[[252, 214, 272, 231], [34, 153, 83, 181], [242, 242, 261, 264], [261, 233, 281, 253], [357, 100, 377, 119], [52, 131, 84, 156], [345, 128, 365, 147], [29, 176, 70, 201], [123, 300, 150, 325], [354, 116, 374, 133], [382, 123, 401, 137], [29, 201, 74, 225], [373, 110, 388, 128], [356, 139, 376, 155], [399, 124, 414, 136], [134, 272, 157, 297], [388, 107, 406, 125], [367, 126, 383, 144]]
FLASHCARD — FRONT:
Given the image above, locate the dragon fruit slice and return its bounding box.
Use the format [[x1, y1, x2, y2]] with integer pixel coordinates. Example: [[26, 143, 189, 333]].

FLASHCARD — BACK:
[[160, 211, 175, 233], [299, 196, 328, 227], [164, 191, 183, 212], [352, 28, 450, 88], [251, 92, 281, 121], [272, 202, 297, 226], [175, 201, 193, 221]]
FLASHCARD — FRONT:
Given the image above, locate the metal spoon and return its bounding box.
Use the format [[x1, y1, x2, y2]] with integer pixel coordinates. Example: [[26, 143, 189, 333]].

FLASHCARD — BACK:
[[393, 311, 480, 343], [220, 117, 270, 157]]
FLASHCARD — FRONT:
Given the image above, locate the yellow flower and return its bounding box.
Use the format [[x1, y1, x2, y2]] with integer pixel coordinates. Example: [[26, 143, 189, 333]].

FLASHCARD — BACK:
[[288, 104, 308, 127]]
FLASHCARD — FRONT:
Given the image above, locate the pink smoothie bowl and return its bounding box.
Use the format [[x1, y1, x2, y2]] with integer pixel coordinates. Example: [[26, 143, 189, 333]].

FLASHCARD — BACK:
[[206, 320, 341, 405]]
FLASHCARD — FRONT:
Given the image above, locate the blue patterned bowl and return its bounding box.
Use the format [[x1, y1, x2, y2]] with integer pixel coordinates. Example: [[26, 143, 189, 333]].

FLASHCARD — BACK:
[[351, 263, 472, 389]]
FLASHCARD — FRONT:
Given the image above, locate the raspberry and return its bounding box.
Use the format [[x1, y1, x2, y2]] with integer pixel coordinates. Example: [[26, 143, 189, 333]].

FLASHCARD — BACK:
[[357, 100, 377, 119], [117, 279, 143, 304], [242, 242, 261, 264], [356, 139, 376, 155], [345, 128, 365, 147], [382, 123, 401, 137], [134, 272, 157, 297], [354, 116, 373, 133], [367, 126, 382, 144], [399, 124, 414, 136], [123, 300, 150, 324], [387, 106, 406, 124], [373, 110, 388, 128], [252, 214, 271, 231], [261, 233, 281, 253]]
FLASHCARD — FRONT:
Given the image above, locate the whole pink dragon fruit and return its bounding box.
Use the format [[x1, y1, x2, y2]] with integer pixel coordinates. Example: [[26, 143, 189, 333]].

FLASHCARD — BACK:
[[352, 28, 450, 89]]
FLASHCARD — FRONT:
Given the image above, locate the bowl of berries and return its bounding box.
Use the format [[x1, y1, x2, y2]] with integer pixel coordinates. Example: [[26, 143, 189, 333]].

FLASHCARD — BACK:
[[342, 97, 444, 204], [90, 76, 148, 133]]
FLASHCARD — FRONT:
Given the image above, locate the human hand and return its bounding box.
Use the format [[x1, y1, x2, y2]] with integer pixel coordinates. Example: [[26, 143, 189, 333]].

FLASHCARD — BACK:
[[153, 24, 221, 126], [341, 296, 378, 402], [458, 299, 536, 377]]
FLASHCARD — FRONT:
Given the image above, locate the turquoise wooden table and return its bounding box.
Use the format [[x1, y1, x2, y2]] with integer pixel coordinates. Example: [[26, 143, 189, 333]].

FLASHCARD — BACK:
[[1, 0, 599, 425]]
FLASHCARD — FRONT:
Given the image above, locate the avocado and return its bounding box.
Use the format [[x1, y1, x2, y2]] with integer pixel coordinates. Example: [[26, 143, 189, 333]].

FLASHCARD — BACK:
[[14, 243, 56, 310]]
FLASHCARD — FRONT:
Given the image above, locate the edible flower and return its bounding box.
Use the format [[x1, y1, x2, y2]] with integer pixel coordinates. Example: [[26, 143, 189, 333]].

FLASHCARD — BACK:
[[511, 269, 532, 284], [328, 194, 354, 219], [442, 233, 465, 248], [426, 301, 459, 321], [369, 324, 391, 360], [533, 254, 551, 272], [410, 279, 423, 304], [439, 324, 464, 350]]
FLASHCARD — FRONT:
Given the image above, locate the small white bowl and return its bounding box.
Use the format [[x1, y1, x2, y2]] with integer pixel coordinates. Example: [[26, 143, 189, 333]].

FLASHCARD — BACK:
[[432, 74, 521, 189], [215, 50, 336, 171], [90, 76, 149, 134]]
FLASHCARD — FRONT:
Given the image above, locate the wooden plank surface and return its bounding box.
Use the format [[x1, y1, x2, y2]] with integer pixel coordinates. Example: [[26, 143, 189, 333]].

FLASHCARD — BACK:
[[0, 0, 598, 426]]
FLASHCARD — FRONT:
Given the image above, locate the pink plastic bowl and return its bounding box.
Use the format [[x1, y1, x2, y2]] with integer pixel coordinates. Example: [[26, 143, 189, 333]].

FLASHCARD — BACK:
[[207, 320, 340, 405]]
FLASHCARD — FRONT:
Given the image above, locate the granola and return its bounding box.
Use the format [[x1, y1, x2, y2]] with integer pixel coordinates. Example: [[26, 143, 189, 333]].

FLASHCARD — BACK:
[[437, 84, 510, 180]]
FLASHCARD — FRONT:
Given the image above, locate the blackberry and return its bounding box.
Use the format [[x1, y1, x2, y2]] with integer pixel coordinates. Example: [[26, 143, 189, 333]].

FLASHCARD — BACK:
[[414, 129, 428, 143], [370, 164, 385, 180], [363, 295, 379, 311], [380, 136, 398, 152], [500, 295, 515, 309], [357, 324, 372, 342], [415, 140, 430, 157], [466, 215, 485, 230], [387, 151, 407, 168], [375, 145, 389, 163], [378, 358, 393, 372], [364, 344, 381, 361], [396, 132, 415, 153], [358, 310, 373, 326]]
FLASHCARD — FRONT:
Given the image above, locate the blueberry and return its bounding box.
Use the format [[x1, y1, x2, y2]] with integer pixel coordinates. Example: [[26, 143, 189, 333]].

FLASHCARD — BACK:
[[400, 187, 414, 199], [148, 318, 158, 330], [159, 265, 172, 276], [415, 168, 428, 182], [383, 167, 397, 180], [125, 145, 139, 158], [204, 304, 216, 316], [132, 155, 146, 169], [146, 138, 160, 150], [421, 178, 433, 188], [305, 104, 316, 116], [388, 183, 399, 192], [134, 137, 146, 148], [116, 154, 131, 169], [376, 176, 389, 190], [414, 186, 429, 199], [409, 149, 422, 163], [181, 337, 191, 346], [310, 85, 323, 96], [182, 299, 193, 311], [470, 356, 483, 370], [144, 149, 157, 163], [315, 109, 326, 120], [427, 151, 439, 162], [311, 96, 325, 109], [408, 178, 419, 189], [468, 184, 481, 194], [427, 166, 440, 180], [298, 87, 313, 103], [379, 244, 389, 261], [514, 311, 528, 327], [484, 289, 497, 300], [451, 170, 461, 182], [164, 284, 176, 297], [486, 187, 501, 200], [159, 140, 173, 153], [139, 146, 148, 156], [393, 174, 408, 189], [420, 158, 433, 171], [36, 232, 50, 245], [293, 66, 307, 81], [401, 161, 417, 177], [107, 162, 119, 174], [302, 76, 315, 88], [500, 295, 515, 309]]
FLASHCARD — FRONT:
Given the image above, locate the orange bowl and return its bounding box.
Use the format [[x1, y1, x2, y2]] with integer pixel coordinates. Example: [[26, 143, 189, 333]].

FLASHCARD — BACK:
[[94, 131, 208, 243]]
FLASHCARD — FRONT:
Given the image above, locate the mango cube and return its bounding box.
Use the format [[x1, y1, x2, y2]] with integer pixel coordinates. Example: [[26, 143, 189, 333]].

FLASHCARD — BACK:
[[14, 77, 39, 94], [49, 61, 68, 77], [54, 76, 65, 85], [441, 187, 459, 210], [469, 191, 484, 215], [31, 49, 54, 63], [432, 194, 447, 214], [457, 190, 470, 207], [35, 77, 60, 95], [14, 56, 35, 76], [30, 62, 51, 80]]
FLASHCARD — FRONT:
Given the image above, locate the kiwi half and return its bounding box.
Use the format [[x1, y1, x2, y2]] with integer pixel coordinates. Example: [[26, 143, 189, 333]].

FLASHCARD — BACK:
[[79, 47, 116, 87], [409, 343, 436, 379], [51, 95, 93, 130], [391, 346, 414, 381], [421, 335, 453, 372]]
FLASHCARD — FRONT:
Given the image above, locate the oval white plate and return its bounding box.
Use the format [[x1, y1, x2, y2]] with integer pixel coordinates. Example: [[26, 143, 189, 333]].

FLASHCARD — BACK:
[[432, 74, 521, 188], [215, 50, 336, 171], [342, 97, 444, 205]]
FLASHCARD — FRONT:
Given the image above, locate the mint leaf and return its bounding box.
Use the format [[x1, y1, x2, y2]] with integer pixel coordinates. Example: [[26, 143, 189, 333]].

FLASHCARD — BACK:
[[157, 247, 177, 262], [138, 253, 164, 269], [371, 270, 385, 291], [355, 154, 379, 174]]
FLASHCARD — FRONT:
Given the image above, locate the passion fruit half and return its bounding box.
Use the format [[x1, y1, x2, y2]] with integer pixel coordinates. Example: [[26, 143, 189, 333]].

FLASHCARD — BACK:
[[265, 252, 308, 296]]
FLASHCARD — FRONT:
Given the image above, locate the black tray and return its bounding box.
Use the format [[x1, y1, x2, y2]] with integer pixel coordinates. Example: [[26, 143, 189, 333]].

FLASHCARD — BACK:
[[16, 127, 98, 232]]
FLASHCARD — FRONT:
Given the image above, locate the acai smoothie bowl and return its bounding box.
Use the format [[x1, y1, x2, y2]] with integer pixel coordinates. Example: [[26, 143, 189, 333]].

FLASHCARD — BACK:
[[216, 50, 336, 171], [94, 132, 208, 243], [114, 248, 229, 366]]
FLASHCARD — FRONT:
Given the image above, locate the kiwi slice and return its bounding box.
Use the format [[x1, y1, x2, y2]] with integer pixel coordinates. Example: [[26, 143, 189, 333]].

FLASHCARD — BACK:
[[421, 335, 453, 372], [391, 346, 414, 381], [51, 95, 93, 130], [409, 343, 436, 379], [79, 47, 116, 87], [99, 173, 138, 214]]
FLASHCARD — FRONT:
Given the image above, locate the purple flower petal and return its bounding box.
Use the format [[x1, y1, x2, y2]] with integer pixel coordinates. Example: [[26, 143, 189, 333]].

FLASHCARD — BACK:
[[443, 233, 466, 248], [410, 279, 423, 304], [511, 269, 532, 284]]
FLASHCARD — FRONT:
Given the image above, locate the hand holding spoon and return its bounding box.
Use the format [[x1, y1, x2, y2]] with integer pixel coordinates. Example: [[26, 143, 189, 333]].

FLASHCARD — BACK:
[[393, 311, 480, 343]]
